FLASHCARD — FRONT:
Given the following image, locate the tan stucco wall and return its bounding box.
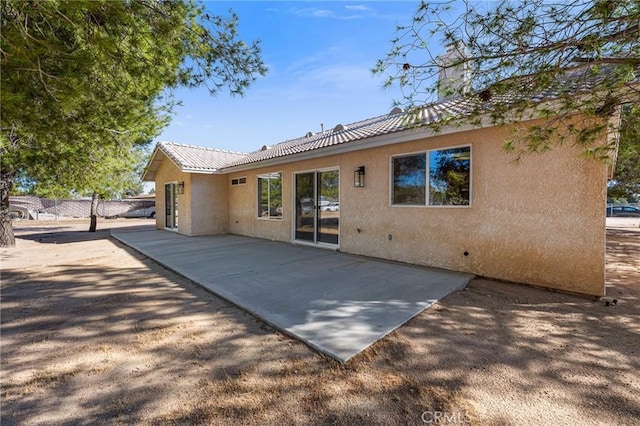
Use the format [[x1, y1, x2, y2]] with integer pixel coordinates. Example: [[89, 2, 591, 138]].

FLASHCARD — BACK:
[[228, 169, 291, 241], [225, 121, 607, 296], [190, 173, 229, 235], [153, 152, 192, 235]]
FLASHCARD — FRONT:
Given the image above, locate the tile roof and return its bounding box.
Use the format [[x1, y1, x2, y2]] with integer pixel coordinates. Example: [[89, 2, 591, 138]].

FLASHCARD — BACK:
[[159, 142, 247, 172], [220, 97, 478, 169], [144, 96, 485, 177], [143, 64, 634, 179], [142, 142, 248, 180], [217, 66, 625, 170]]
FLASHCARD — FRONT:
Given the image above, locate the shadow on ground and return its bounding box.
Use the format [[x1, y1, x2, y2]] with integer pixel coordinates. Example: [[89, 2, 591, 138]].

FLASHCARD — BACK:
[[1, 227, 638, 425], [15, 222, 154, 244]]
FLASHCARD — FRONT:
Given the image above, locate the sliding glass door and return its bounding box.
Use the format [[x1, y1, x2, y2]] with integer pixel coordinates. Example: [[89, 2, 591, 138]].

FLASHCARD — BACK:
[[295, 173, 315, 242], [294, 170, 339, 246], [164, 183, 178, 230]]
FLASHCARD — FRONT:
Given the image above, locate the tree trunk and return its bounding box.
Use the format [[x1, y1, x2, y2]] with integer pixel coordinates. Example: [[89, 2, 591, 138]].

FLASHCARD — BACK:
[[0, 172, 16, 247], [89, 192, 99, 232]]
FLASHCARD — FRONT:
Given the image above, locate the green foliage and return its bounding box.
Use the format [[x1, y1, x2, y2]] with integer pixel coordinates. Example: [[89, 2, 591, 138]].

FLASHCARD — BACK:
[[258, 173, 282, 218], [393, 154, 427, 205], [373, 0, 639, 159], [0, 0, 265, 243], [429, 148, 471, 206], [0, 0, 266, 197], [319, 171, 339, 202], [608, 105, 640, 201]]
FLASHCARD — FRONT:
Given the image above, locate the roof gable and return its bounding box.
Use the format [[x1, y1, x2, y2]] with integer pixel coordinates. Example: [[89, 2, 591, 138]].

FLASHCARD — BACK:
[[160, 142, 247, 171], [142, 142, 247, 181]]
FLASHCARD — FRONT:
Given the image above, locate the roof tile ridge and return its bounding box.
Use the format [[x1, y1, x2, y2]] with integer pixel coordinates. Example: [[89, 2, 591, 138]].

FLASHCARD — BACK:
[[258, 108, 411, 152], [159, 140, 248, 156]]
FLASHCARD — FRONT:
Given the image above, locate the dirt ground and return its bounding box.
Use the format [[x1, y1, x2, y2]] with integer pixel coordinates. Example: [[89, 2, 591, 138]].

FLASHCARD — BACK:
[[1, 219, 639, 425]]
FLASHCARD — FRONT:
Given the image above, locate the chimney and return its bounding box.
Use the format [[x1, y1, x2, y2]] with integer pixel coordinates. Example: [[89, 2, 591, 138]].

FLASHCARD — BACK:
[[437, 42, 471, 101]]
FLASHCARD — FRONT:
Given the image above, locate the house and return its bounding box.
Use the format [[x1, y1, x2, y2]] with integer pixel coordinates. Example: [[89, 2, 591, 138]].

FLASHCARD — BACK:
[[142, 45, 624, 297], [142, 94, 618, 297]]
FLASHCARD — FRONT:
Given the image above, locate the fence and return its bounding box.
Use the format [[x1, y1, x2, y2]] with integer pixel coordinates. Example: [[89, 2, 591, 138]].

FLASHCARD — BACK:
[[9, 196, 155, 219]]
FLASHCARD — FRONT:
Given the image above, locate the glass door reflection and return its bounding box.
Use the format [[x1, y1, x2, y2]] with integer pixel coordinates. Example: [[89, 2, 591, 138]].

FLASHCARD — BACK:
[[295, 172, 315, 242], [317, 170, 339, 245], [294, 170, 339, 246]]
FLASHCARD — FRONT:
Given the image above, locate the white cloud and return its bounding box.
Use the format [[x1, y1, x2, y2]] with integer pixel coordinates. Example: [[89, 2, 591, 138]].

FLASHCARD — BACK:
[[277, 64, 380, 102], [306, 64, 376, 89], [345, 5, 373, 12], [312, 9, 335, 18], [286, 46, 343, 75], [285, 4, 403, 21], [289, 7, 363, 20]]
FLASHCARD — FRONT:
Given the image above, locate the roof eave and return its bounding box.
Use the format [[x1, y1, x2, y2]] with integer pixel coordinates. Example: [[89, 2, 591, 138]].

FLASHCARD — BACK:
[[181, 167, 221, 174], [142, 142, 229, 181], [220, 116, 496, 173], [141, 144, 164, 182]]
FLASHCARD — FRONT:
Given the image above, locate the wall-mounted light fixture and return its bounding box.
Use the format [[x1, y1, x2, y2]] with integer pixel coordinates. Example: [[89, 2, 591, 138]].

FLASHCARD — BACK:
[[354, 166, 365, 188], [177, 181, 185, 194]]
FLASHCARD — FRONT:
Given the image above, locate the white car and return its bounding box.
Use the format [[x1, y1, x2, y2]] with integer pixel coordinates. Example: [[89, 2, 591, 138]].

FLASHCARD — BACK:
[[123, 206, 156, 218], [326, 202, 339, 212]]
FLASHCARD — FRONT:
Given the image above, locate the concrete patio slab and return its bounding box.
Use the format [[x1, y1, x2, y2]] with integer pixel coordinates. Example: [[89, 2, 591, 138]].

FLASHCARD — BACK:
[[112, 230, 473, 362]]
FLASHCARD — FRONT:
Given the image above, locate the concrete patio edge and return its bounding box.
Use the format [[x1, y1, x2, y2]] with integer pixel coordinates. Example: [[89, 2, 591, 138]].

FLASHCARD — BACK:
[[111, 230, 474, 363]]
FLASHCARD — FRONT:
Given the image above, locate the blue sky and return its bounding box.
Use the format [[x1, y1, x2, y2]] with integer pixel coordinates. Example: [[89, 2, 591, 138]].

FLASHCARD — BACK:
[[155, 1, 448, 154]]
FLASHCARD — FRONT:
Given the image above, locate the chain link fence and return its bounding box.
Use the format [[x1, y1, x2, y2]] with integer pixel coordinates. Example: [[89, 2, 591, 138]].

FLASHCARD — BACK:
[[9, 196, 155, 219]]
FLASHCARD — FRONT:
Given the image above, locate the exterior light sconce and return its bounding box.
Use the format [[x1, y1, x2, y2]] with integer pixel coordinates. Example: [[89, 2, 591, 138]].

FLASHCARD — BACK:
[[354, 166, 365, 187], [177, 181, 185, 194]]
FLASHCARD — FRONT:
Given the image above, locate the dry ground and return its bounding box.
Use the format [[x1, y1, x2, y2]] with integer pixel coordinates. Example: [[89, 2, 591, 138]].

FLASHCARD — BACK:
[[1, 219, 638, 425]]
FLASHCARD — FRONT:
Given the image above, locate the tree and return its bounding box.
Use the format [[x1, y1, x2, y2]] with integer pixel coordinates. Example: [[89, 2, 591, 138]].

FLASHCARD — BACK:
[[1, 0, 266, 246], [429, 147, 471, 206], [19, 144, 150, 231], [373, 0, 639, 160], [607, 105, 640, 202]]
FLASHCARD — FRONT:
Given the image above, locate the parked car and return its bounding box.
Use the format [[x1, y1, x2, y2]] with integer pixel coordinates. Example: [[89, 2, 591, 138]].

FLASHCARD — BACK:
[[326, 202, 340, 212], [320, 201, 340, 212], [31, 210, 58, 220], [606, 205, 640, 217], [9, 206, 28, 219], [123, 206, 156, 218]]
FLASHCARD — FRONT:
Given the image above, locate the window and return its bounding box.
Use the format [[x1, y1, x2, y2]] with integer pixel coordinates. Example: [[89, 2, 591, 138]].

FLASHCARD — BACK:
[[257, 172, 282, 219], [429, 147, 471, 205], [231, 176, 247, 186], [392, 146, 471, 206], [392, 153, 427, 205]]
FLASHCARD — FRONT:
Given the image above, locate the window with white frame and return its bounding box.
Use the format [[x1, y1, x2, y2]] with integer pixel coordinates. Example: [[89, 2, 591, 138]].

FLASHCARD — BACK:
[[392, 146, 471, 206], [392, 153, 427, 205], [231, 176, 247, 186], [257, 172, 283, 219]]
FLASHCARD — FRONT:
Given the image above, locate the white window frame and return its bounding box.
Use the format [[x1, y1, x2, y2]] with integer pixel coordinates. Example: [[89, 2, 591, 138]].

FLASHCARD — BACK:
[[390, 144, 472, 208], [257, 172, 283, 220], [164, 181, 179, 231], [290, 166, 341, 249], [231, 176, 247, 186]]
